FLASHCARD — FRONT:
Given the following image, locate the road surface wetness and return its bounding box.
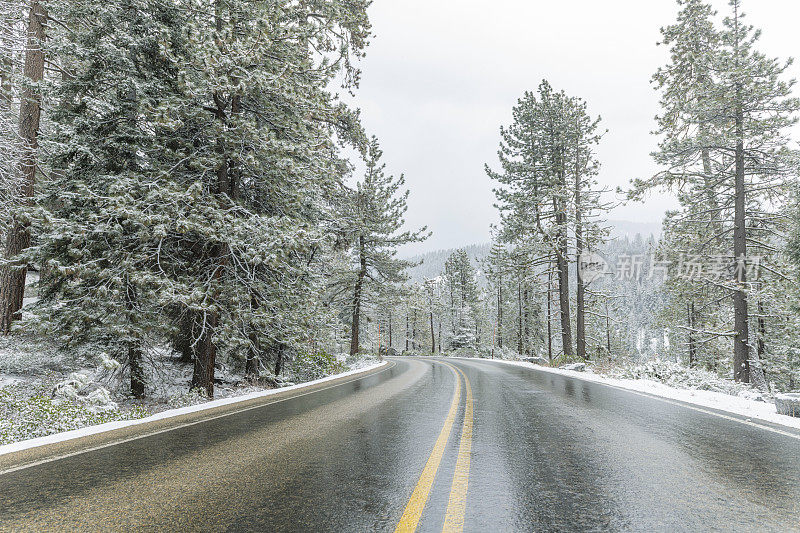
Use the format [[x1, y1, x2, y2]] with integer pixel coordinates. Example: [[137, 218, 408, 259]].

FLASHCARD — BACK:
[[1, 357, 799, 532]]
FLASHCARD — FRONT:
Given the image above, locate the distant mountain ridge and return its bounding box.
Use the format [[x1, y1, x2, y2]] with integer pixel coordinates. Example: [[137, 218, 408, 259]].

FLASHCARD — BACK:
[[404, 220, 661, 283], [405, 242, 492, 284], [607, 219, 662, 240]]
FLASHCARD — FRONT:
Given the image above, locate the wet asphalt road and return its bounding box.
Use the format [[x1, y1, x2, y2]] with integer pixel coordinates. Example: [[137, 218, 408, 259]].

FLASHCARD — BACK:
[[1, 357, 800, 532]]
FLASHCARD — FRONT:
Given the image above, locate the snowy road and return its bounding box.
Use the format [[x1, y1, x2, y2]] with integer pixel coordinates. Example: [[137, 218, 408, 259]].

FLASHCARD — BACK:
[[1, 357, 800, 532]]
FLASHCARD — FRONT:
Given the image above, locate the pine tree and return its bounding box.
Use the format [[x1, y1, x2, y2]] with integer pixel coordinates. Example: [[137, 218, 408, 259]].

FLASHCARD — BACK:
[[333, 137, 428, 355], [631, 0, 799, 386], [442, 249, 479, 351], [35, 0, 373, 398], [0, 0, 45, 334], [488, 80, 607, 359]]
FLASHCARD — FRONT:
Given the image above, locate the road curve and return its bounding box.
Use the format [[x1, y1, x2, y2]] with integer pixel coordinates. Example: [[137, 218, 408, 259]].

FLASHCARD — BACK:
[[1, 357, 799, 532]]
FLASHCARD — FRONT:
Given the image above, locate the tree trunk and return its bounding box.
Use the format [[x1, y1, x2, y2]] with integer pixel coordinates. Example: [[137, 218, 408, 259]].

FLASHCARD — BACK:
[[349, 235, 366, 356], [191, 4, 230, 396], [517, 281, 523, 354], [0, 1, 45, 334], [605, 300, 611, 359], [523, 287, 530, 355], [129, 342, 145, 399], [411, 308, 417, 351], [496, 274, 502, 349], [547, 268, 553, 362], [575, 122, 587, 360], [388, 311, 393, 349], [757, 298, 767, 382], [274, 345, 284, 376], [430, 311, 435, 354], [125, 277, 145, 398], [732, 98, 750, 383], [405, 312, 409, 352], [192, 310, 218, 397], [687, 301, 697, 367], [175, 310, 196, 363], [246, 307, 261, 378], [556, 230, 573, 357]]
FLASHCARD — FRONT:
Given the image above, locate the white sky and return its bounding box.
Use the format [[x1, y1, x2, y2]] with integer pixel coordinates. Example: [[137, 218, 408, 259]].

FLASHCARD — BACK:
[[344, 0, 800, 256]]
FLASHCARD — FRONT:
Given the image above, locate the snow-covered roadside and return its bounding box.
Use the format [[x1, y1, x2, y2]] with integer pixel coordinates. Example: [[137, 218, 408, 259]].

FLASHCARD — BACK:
[[0, 360, 388, 457], [488, 359, 800, 432]]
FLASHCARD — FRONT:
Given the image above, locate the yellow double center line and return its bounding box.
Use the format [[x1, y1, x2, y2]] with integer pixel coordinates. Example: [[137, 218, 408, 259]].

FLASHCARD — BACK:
[[442, 365, 473, 532], [394, 361, 474, 533]]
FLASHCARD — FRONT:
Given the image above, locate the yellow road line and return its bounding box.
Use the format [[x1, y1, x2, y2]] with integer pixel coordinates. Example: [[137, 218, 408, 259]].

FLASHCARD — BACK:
[[442, 364, 474, 533], [395, 362, 461, 533]]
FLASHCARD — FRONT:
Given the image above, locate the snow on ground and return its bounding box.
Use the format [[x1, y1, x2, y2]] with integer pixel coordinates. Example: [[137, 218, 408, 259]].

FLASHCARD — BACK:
[[0, 359, 387, 456], [0, 332, 386, 448], [491, 358, 800, 431]]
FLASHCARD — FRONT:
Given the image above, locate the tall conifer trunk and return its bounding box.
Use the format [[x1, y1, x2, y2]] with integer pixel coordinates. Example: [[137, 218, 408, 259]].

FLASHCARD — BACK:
[[349, 235, 366, 355], [0, 1, 45, 334], [496, 273, 502, 349], [430, 311, 435, 354], [574, 119, 586, 359], [192, 1, 228, 397], [732, 98, 750, 383], [554, 191, 573, 357]]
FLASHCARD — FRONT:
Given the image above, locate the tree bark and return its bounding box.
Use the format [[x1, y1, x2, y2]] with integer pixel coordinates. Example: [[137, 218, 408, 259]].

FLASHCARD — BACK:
[[732, 97, 750, 383], [517, 281, 523, 354], [245, 298, 261, 378], [430, 311, 435, 354], [523, 287, 530, 355], [555, 213, 573, 357], [575, 126, 586, 360], [687, 301, 697, 367], [175, 310, 196, 363], [757, 298, 767, 381], [191, 2, 230, 397], [405, 312, 409, 352], [605, 300, 611, 359], [274, 344, 284, 376], [547, 267, 553, 362], [192, 309, 218, 397], [496, 273, 502, 349], [411, 307, 417, 352], [349, 235, 366, 356], [0, 1, 45, 334], [125, 277, 145, 398]]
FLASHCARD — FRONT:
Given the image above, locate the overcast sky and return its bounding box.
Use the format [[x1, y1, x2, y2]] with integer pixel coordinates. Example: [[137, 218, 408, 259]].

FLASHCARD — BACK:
[[344, 0, 800, 256]]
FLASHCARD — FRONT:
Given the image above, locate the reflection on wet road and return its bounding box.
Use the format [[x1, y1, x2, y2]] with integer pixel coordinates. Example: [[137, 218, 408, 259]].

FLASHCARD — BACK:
[[1, 357, 799, 532]]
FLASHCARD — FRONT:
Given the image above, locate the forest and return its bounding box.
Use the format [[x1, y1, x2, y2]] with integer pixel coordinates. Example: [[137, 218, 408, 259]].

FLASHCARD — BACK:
[[1, 0, 799, 444]]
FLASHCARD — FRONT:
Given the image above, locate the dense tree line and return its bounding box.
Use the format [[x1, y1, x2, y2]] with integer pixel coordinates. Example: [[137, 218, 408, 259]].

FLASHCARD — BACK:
[[485, 80, 609, 361], [630, 0, 800, 389], [0, 0, 425, 398]]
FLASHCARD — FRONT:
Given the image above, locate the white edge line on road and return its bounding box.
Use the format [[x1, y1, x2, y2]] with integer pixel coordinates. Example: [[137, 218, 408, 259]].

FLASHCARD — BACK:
[[451, 357, 800, 441], [0, 361, 391, 466]]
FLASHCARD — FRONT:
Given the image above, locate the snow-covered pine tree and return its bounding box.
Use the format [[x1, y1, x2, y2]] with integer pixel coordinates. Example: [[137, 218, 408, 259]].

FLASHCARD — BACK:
[[631, 0, 799, 386], [36, 0, 373, 397], [442, 249, 479, 352], [0, 0, 24, 235], [488, 80, 608, 359], [484, 240, 508, 353], [34, 0, 192, 397], [0, 0, 45, 334], [331, 137, 428, 355]]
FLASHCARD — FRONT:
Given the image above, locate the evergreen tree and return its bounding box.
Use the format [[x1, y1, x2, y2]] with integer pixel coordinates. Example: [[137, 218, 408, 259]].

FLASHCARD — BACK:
[[631, 0, 799, 386], [35, 0, 372, 397], [487, 80, 607, 359], [442, 249, 479, 351], [332, 137, 428, 355], [0, 0, 45, 334]]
